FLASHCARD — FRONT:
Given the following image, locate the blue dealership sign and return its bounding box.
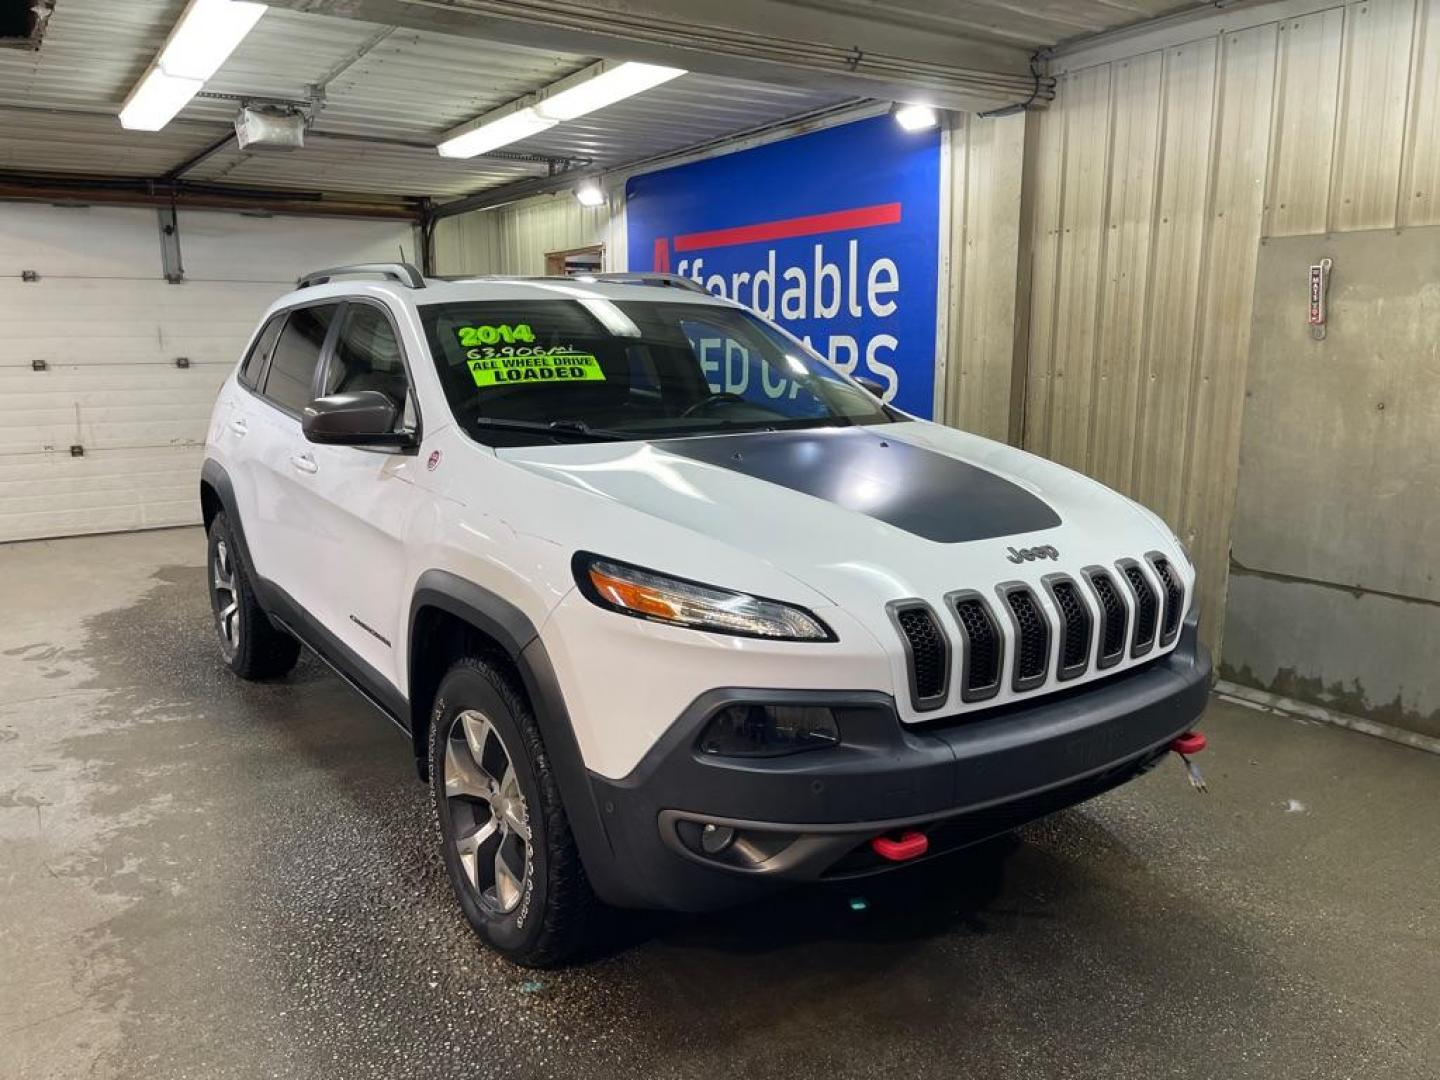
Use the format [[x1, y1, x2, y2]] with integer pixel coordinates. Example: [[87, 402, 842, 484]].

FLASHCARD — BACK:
[[625, 115, 942, 417]]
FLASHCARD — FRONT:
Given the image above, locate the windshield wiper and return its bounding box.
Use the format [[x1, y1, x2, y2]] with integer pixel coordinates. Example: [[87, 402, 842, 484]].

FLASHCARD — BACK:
[[470, 417, 627, 442]]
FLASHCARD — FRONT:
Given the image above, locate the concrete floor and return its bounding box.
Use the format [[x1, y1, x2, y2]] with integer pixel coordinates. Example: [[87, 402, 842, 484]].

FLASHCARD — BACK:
[[1, 528, 1436, 1080]]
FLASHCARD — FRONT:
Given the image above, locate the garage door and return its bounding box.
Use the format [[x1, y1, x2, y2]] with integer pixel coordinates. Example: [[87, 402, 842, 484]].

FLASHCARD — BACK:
[[0, 205, 415, 543]]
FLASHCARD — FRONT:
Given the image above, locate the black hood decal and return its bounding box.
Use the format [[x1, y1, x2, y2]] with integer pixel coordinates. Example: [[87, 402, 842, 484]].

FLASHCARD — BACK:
[[659, 428, 1061, 543]]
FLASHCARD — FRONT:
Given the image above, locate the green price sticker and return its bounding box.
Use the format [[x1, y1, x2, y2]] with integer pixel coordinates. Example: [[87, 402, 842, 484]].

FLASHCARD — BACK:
[[456, 323, 537, 347], [468, 352, 605, 388]]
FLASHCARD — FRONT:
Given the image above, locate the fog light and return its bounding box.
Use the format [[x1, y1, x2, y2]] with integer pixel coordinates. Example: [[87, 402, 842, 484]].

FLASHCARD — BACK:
[[698, 704, 839, 757]]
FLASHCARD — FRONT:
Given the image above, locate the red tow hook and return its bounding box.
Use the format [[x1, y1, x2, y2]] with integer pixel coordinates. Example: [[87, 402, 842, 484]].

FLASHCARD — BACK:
[[871, 830, 929, 862], [1170, 730, 1208, 793]]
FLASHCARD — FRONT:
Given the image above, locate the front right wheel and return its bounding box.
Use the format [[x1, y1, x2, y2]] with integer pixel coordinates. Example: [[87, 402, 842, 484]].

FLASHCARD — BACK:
[[429, 657, 594, 966]]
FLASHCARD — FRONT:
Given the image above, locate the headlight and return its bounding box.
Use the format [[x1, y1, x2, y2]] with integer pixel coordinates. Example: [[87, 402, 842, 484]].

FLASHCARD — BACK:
[[573, 554, 835, 641]]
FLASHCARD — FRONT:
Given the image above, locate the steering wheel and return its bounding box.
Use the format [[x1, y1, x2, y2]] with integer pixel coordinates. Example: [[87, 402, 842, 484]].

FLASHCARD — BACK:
[[680, 392, 748, 418]]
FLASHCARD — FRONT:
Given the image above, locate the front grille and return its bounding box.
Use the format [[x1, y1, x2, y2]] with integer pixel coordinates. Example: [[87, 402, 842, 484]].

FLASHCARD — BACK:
[[1085, 568, 1128, 668], [948, 592, 1003, 702], [1148, 554, 1185, 645], [1000, 585, 1049, 690], [1119, 560, 1158, 656], [1046, 576, 1092, 680], [890, 602, 948, 710]]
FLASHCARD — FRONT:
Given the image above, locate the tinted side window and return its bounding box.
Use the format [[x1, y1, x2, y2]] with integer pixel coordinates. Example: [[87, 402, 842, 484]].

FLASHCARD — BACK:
[[323, 304, 411, 425], [239, 315, 285, 388], [263, 304, 339, 413]]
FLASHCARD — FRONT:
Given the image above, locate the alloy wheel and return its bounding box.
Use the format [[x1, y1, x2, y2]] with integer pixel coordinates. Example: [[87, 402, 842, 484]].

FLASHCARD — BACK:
[[212, 539, 241, 658], [443, 709, 532, 914]]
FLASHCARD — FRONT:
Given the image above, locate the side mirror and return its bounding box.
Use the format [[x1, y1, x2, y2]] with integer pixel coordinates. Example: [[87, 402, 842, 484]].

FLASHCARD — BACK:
[[302, 391, 411, 448], [855, 377, 886, 399]]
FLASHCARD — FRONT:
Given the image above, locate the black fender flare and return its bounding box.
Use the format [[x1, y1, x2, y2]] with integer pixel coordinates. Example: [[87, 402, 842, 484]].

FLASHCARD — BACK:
[[199, 459, 257, 574], [406, 571, 620, 890]]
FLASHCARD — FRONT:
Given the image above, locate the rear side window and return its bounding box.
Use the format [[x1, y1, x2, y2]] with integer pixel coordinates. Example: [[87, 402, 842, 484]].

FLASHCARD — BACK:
[[263, 304, 339, 413], [239, 314, 285, 388]]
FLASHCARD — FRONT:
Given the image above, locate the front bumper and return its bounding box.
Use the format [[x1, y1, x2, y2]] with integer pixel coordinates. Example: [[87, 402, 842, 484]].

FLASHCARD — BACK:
[[580, 619, 1212, 912]]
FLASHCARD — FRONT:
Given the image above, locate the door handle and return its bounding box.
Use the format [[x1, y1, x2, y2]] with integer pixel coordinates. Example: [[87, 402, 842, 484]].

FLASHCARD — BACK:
[[228, 418, 248, 436], [290, 453, 318, 474]]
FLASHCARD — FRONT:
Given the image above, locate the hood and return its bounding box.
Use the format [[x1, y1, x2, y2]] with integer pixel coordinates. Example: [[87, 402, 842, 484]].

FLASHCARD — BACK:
[[496, 421, 1178, 612]]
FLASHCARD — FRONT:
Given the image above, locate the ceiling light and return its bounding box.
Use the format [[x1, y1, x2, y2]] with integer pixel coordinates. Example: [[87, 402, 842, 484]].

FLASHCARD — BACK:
[[159, 0, 266, 80], [436, 106, 556, 159], [436, 60, 686, 159], [574, 181, 605, 207], [892, 103, 939, 132], [119, 69, 206, 132], [118, 0, 267, 131], [537, 62, 685, 122]]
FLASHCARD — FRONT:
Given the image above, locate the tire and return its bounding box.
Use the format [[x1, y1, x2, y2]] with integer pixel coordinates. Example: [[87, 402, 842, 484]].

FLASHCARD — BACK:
[[206, 512, 300, 680], [429, 656, 594, 967]]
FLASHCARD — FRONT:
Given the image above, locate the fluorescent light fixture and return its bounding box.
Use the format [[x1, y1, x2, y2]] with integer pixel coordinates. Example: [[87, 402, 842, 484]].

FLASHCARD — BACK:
[[160, 0, 266, 80], [119, 69, 206, 132], [892, 103, 938, 132], [436, 60, 686, 159], [118, 0, 267, 131], [437, 106, 556, 159], [537, 62, 685, 122], [574, 181, 605, 207]]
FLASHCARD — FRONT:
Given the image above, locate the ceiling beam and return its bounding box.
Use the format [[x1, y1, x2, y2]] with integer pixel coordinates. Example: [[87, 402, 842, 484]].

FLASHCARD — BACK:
[[268, 0, 1051, 112], [0, 171, 425, 220]]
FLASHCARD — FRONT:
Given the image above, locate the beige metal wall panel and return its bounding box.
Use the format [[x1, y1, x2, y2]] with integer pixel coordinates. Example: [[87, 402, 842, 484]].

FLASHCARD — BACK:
[[434, 195, 611, 277], [1264, 7, 1345, 236], [1128, 40, 1217, 531], [1044, 65, 1114, 474], [1020, 106, 1069, 457], [1403, 0, 1440, 224], [1330, 0, 1417, 231], [943, 112, 1026, 442], [1180, 24, 1278, 645], [1022, 0, 1439, 659], [1089, 52, 1164, 493]]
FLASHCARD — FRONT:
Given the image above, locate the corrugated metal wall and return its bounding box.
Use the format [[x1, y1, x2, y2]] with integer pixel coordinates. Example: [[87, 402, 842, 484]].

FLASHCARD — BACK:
[[433, 193, 620, 276], [937, 112, 1027, 442], [1025, 0, 1440, 653]]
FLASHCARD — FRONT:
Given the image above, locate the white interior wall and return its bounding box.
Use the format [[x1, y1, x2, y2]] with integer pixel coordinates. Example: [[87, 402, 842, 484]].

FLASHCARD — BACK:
[[0, 205, 416, 543]]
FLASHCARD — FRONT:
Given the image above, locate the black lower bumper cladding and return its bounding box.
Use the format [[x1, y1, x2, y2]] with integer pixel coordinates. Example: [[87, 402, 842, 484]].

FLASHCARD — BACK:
[[584, 617, 1211, 912]]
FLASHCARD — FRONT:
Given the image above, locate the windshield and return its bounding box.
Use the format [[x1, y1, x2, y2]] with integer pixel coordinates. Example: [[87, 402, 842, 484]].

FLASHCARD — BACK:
[[418, 297, 895, 445]]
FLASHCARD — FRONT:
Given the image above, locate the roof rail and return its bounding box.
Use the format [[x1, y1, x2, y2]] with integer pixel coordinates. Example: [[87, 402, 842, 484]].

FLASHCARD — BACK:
[[296, 263, 426, 289], [575, 272, 710, 295]]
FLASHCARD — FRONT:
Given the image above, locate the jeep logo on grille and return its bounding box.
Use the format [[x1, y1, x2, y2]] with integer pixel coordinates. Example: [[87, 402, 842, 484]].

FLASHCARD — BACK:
[[1006, 544, 1059, 564]]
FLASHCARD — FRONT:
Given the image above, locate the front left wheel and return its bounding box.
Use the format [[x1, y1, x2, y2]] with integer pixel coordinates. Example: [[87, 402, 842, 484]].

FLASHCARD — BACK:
[[429, 657, 594, 967]]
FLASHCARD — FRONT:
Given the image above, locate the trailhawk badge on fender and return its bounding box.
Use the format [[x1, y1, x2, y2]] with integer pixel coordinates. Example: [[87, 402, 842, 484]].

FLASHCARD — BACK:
[[1006, 544, 1059, 563], [427, 449, 441, 471]]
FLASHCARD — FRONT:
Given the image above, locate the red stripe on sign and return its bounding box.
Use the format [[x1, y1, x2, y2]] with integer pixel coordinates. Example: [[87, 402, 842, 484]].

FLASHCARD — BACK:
[[671, 202, 902, 253]]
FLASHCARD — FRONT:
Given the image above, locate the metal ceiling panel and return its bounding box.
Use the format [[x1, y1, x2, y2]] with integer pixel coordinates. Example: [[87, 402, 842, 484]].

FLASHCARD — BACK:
[[0, 108, 221, 177], [198, 11, 593, 139], [780, 0, 1208, 50], [0, 0, 1209, 202], [183, 133, 547, 197], [0, 0, 183, 110]]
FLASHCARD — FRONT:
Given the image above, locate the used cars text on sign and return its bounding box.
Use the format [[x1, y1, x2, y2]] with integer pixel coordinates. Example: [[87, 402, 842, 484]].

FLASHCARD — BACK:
[[625, 115, 942, 417]]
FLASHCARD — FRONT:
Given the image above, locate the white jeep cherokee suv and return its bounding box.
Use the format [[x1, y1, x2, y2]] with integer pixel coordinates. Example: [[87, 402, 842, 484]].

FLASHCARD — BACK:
[[201, 262, 1210, 966]]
